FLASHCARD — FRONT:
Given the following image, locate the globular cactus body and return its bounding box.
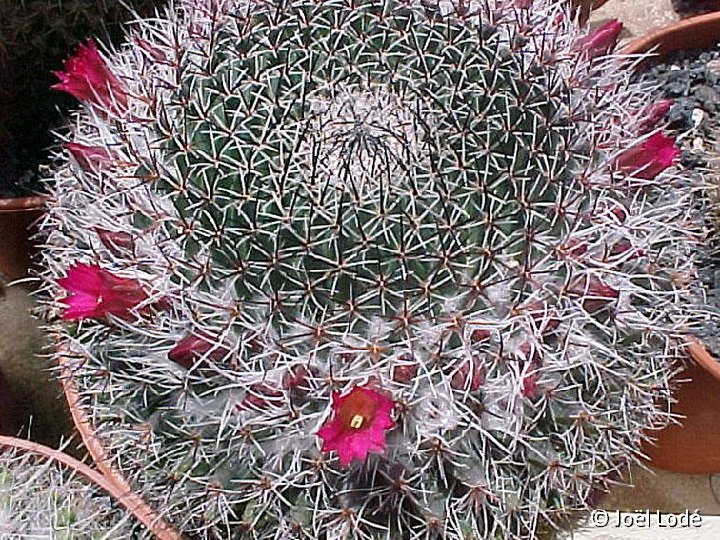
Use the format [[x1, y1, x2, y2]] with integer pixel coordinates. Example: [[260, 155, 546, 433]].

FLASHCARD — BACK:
[[41, 1, 706, 538]]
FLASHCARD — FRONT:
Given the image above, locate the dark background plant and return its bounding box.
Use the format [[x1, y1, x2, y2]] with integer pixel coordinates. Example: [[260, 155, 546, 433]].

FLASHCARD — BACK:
[[0, 0, 163, 198]]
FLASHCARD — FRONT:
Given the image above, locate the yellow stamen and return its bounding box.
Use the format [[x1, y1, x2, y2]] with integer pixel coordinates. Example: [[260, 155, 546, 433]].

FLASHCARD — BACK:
[[350, 414, 364, 429]]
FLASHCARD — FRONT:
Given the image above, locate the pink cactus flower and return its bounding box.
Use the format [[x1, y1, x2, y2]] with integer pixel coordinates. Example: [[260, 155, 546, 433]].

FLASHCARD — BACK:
[[65, 143, 115, 172], [637, 99, 673, 134], [57, 263, 146, 320], [317, 385, 395, 467], [615, 132, 680, 180], [575, 19, 623, 59], [52, 38, 127, 113]]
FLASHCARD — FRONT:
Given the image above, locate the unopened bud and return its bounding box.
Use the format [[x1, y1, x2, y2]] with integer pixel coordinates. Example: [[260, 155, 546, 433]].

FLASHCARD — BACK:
[[392, 355, 418, 383], [95, 228, 135, 256], [449, 354, 484, 392]]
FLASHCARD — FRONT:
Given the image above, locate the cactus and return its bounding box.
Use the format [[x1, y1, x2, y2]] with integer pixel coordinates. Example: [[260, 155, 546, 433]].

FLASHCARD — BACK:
[[0, 438, 134, 538], [39, 1, 708, 538]]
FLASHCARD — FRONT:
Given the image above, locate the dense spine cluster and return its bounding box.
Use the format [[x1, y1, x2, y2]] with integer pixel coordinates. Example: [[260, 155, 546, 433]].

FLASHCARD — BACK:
[[0, 440, 133, 537], [40, 1, 706, 538]]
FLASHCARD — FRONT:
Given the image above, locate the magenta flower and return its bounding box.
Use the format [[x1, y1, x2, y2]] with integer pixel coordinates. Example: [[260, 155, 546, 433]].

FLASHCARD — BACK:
[[65, 143, 115, 172], [575, 19, 623, 59], [52, 39, 127, 113], [615, 132, 680, 179], [57, 263, 147, 320], [317, 385, 395, 467]]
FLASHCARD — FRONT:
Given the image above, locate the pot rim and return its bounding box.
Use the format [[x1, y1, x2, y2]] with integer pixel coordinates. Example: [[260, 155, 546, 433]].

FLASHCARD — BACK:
[[58, 351, 181, 540], [687, 340, 720, 381], [0, 434, 168, 534], [0, 195, 46, 213], [622, 10, 720, 56]]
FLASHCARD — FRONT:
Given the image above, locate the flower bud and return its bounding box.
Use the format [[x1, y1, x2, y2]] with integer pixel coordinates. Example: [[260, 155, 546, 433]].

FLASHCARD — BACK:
[[282, 364, 319, 399], [575, 19, 623, 59], [392, 355, 418, 383], [94, 228, 135, 256], [449, 354, 484, 392], [469, 329, 491, 344], [615, 133, 679, 180], [609, 239, 645, 261], [65, 143, 115, 172], [168, 332, 229, 369], [239, 383, 284, 411]]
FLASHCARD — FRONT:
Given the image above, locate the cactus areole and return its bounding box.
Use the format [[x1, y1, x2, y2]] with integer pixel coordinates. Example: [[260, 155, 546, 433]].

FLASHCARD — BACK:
[[41, 0, 705, 538]]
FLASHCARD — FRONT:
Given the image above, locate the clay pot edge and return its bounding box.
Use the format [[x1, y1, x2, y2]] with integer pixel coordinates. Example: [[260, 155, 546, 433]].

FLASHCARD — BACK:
[[58, 350, 182, 540], [0, 434, 175, 536], [0, 195, 46, 213]]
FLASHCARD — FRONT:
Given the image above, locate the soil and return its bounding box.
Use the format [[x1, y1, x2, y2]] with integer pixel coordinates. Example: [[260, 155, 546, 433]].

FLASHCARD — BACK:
[[640, 46, 720, 354]]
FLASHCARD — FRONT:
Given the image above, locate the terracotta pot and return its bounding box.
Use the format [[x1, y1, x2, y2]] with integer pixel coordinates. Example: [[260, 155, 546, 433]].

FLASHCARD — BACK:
[[641, 343, 720, 474], [571, 0, 611, 25], [58, 353, 182, 539], [623, 14, 720, 474], [0, 195, 45, 281], [622, 10, 720, 58]]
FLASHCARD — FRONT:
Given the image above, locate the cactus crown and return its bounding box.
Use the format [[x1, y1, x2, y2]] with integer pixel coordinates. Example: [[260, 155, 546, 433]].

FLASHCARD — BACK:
[[41, 0, 706, 538]]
